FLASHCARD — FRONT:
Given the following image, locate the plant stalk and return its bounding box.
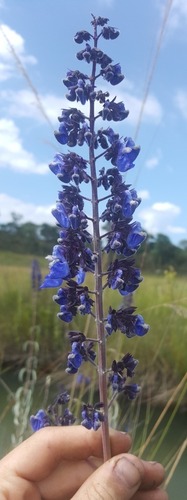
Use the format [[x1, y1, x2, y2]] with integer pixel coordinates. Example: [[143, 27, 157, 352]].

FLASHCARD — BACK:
[[89, 18, 111, 462]]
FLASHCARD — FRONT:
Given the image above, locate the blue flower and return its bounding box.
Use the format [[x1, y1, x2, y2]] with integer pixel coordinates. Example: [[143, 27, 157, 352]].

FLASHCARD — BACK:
[[58, 305, 73, 323], [47, 392, 76, 426], [54, 108, 90, 147], [100, 99, 129, 122], [81, 403, 104, 431], [116, 137, 140, 172], [101, 63, 124, 85], [54, 122, 68, 144], [66, 339, 96, 374], [74, 30, 92, 44], [127, 221, 146, 250], [41, 254, 70, 289], [121, 353, 139, 377], [105, 306, 149, 337], [100, 185, 141, 223], [30, 409, 51, 432], [53, 281, 94, 322], [101, 26, 120, 40], [52, 203, 70, 228], [50, 152, 89, 185], [66, 342, 83, 373], [104, 136, 140, 173], [103, 127, 119, 144], [107, 258, 143, 295], [104, 221, 146, 256], [123, 383, 140, 400], [78, 292, 92, 314], [109, 354, 139, 393], [76, 267, 86, 284], [134, 314, 149, 336]]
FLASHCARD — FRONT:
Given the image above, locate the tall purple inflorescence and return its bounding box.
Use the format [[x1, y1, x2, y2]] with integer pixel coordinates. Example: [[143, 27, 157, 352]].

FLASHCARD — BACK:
[[30, 15, 149, 461]]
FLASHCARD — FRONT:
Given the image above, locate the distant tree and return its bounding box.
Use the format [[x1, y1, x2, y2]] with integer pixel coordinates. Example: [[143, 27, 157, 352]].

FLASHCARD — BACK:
[[179, 239, 187, 251]]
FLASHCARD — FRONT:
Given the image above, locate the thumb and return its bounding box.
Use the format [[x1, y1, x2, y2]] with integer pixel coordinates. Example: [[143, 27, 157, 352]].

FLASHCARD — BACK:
[[72, 453, 144, 500]]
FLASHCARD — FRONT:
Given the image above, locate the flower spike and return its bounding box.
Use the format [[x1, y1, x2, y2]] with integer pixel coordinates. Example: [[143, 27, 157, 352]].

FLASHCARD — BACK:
[[32, 15, 150, 463]]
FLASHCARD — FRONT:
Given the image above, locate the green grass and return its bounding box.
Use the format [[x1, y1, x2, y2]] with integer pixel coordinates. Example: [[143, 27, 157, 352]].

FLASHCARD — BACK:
[[1, 252, 186, 499], [0, 252, 187, 394]]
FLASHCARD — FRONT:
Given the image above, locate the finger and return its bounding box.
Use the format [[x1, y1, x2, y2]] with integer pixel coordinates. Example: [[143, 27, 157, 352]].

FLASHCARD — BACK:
[[72, 453, 145, 500], [132, 488, 169, 500], [1, 426, 131, 482], [71, 454, 166, 500], [38, 457, 102, 499], [138, 460, 165, 490]]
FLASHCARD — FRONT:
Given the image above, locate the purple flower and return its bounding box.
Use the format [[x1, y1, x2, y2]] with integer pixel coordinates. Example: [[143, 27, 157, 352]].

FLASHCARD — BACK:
[[81, 403, 104, 431], [101, 26, 120, 40], [100, 99, 129, 122], [101, 184, 141, 223], [107, 258, 143, 295], [40, 250, 70, 288], [121, 353, 139, 377], [123, 383, 140, 400], [74, 30, 92, 44], [53, 281, 94, 322], [49, 152, 89, 185], [66, 342, 83, 373], [109, 354, 139, 393], [54, 122, 68, 144], [116, 137, 140, 172], [127, 221, 146, 250], [101, 63, 124, 85], [76, 267, 86, 284], [104, 220, 146, 256], [30, 409, 51, 431], [47, 392, 76, 426], [66, 338, 96, 374], [105, 306, 149, 337]]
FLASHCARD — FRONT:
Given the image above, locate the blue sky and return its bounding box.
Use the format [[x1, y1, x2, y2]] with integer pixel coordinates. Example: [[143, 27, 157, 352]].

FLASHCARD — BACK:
[[0, 0, 187, 244]]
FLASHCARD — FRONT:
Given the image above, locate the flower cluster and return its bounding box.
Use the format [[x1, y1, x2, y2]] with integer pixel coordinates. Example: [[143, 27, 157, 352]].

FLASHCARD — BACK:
[[105, 306, 149, 337], [81, 403, 105, 431], [109, 353, 140, 398], [30, 391, 75, 431], [30, 15, 149, 446]]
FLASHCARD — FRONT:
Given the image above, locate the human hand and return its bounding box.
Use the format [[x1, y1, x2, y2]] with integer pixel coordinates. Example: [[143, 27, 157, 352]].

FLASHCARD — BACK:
[[0, 426, 168, 500], [0, 425, 130, 499]]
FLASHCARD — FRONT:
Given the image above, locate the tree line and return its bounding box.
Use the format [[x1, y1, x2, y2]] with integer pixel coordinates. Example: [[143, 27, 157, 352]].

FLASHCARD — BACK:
[[1, 213, 187, 273]]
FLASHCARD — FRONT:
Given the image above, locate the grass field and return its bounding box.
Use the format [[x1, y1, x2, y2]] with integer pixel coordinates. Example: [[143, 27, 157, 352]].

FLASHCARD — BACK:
[[0, 251, 186, 498], [0, 251, 187, 396]]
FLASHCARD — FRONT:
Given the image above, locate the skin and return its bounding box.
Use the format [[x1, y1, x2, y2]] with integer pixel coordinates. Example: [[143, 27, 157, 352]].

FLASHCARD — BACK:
[[0, 426, 168, 500]]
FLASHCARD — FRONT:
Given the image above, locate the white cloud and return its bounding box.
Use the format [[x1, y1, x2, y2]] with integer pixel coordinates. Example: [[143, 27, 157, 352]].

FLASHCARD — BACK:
[[1, 89, 64, 125], [174, 90, 187, 120], [0, 118, 48, 174], [157, 0, 187, 40], [113, 88, 163, 126], [145, 156, 159, 169], [0, 24, 37, 81], [139, 201, 184, 235], [168, 0, 187, 30], [168, 225, 186, 234], [138, 190, 150, 200], [0, 193, 54, 225], [1, 82, 163, 128]]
